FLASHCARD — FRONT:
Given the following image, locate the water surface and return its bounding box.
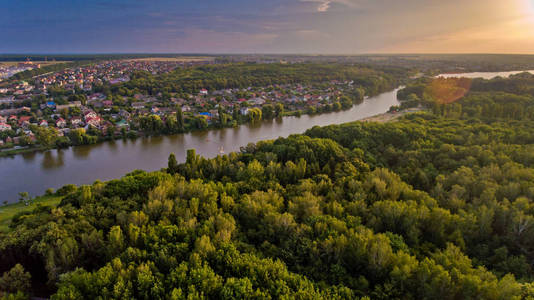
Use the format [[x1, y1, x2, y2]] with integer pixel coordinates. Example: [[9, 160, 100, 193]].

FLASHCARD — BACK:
[[437, 70, 534, 79], [2, 69, 530, 202], [0, 88, 402, 202]]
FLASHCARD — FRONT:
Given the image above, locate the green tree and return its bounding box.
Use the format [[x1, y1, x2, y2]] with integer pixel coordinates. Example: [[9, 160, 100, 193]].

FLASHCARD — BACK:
[[0, 264, 31, 295], [168, 153, 178, 174]]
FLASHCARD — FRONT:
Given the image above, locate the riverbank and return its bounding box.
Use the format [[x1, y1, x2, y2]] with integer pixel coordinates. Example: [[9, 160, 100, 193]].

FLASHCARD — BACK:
[[0, 87, 403, 203], [0, 146, 46, 157], [0, 95, 388, 159], [0, 195, 63, 232], [359, 107, 426, 123]]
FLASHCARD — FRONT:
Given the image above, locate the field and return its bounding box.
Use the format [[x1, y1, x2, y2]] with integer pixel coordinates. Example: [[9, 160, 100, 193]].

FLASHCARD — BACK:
[[0, 61, 70, 67], [125, 56, 215, 62], [0, 195, 62, 232]]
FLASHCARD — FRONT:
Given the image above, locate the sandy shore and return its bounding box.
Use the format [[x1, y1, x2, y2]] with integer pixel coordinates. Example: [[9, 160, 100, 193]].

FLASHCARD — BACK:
[[359, 107, 426, 123]]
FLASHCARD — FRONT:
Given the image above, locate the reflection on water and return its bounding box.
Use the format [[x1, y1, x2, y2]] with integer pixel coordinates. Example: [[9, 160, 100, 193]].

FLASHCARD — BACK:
[[0, 86, 406, 203], [21, 151, 37, 163], [437, 70, 534, 79], [42, 150, 64, 169], [72, 145, 92, 159]]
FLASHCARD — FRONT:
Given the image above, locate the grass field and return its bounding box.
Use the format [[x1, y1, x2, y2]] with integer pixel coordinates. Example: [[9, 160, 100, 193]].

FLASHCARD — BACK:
[[0, 61, 70, 67], [0, 195, 62, 232], [125, 57, 214, 62]]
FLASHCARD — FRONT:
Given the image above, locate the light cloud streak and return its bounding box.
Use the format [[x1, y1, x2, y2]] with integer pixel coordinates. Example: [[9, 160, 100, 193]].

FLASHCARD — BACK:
[[1, 0, 533, 54]]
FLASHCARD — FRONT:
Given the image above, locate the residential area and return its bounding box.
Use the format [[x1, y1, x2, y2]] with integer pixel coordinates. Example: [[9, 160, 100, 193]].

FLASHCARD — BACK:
[[0, 60, 365, 152]]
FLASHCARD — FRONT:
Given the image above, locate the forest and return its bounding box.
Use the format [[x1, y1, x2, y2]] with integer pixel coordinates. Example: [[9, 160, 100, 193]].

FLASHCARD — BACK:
[[118, 63, 404, 97], [3, 74, 534, 299]]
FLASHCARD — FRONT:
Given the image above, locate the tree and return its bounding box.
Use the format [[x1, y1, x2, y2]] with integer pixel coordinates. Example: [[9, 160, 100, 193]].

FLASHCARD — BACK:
[[248, 108, 262, 122], [262, 104, 274, 119], [193, 116, 208, 129], [168, 153, 178, 174], [0, 264, 31, 295], [18, 192, 30, 206], [69, 128, 86, 146], [275, 103, 284, 117], [340, 96, 353, 109], [176, 106, 184, 131]]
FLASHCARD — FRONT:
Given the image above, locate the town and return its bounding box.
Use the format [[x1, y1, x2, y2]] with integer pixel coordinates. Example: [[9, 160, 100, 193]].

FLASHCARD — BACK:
[[0, 59, 366, 152]]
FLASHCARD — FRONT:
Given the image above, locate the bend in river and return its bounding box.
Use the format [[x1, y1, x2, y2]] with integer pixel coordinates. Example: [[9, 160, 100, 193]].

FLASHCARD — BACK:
[[3, 70, 533, 203], [0, 87, 402, 202]]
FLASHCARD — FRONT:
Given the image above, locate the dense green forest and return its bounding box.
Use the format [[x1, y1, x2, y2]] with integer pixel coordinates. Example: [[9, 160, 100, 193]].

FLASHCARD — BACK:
[[118, 63, 404, 96], [4, 74, 534, 299]]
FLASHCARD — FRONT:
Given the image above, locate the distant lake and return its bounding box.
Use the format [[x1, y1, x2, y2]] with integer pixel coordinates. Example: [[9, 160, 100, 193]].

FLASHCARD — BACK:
[[0, 87, 403, 203], [437, 70, 534, 79]]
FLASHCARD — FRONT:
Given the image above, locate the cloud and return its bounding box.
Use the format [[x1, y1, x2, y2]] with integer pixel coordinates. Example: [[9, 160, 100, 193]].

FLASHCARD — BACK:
[[299, 0, 363, 12], [300, 0, 334, 12], [317, 1, 332, 12]]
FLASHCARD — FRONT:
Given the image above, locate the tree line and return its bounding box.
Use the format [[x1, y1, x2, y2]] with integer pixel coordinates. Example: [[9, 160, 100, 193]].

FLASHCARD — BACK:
[[3, 73, 534, 298]]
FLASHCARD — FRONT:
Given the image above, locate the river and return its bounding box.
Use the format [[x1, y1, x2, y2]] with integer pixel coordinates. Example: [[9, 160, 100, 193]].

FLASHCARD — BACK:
[[437, 70, 534, 79], [0, 87, 402, 202], [2, 70, 532, 203]]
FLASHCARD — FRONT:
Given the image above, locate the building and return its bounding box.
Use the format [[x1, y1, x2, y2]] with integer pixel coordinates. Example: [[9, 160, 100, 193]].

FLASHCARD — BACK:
[[132, 102, 146, 110], [240, 107, 250, 115], [84, 111, 98, 120], [70, 116, 83, 126], [18, 116, 32, 126], [85, 116, 102, 127], [0, 123, 11, 131], [56, 118, 67, 128], [0, 96, 15, 104]]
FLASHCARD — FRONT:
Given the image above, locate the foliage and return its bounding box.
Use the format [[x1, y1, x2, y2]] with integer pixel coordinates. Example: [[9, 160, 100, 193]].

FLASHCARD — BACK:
[[4, 73, 534, 298]]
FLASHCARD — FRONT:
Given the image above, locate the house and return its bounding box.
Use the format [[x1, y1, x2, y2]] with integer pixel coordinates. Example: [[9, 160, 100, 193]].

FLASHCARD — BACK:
[[88, 93, 106, 101], [0, 123, 11, 131], [248, 97, 265, 105], [39, 120, 48, 127], [70, 116, 83, 126], [115, 119, 129, 129], [0, 116, 6, 123], [103, 100, 113, 107], [119, 109, 131, 119], [56, 118, 67, 128], [199, 112, 212, 120], [209, 109, 219, 118], [0, 96, 15, 104], [199, 89, 208, 95], [46, 101, 56, 109], [85, 116, 102, 127], [240, 107, 249, 115], [132, 102, 145, 110], [84, 110, 98, 120], [18, 116, 32, 126]]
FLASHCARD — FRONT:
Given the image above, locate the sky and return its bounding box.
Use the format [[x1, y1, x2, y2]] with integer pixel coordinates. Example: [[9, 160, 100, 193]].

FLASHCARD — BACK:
[[2, 0, 534, 54]]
